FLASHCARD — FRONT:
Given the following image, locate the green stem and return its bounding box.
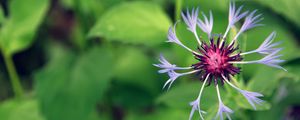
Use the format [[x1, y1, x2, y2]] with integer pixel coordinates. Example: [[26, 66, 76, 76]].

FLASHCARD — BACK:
[[3, 54, 23, 99], [175, 0, 183, 21]]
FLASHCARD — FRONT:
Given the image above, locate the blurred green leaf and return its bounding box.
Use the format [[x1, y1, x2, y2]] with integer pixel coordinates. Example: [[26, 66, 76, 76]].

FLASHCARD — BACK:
[[68, 46, 114, 117], [0, 99, 45, 120], [125, 108, 188, 120], [61, 0, 123, 18], [235, 94, 271, 111], [247, 66, 284, 96], [35, 45, 113, 120], [156, 82, 199, 109], [107, 45, 160, 110], [109, 83, 154, 110], [182, 0, 229, 12], [0, 0, 49, 55], [156, 82, 218, 110], [0, 6, 4, 25], [254, 0, 300, 27], [114, 46, 160, 95], [88, 1, 171, 46]]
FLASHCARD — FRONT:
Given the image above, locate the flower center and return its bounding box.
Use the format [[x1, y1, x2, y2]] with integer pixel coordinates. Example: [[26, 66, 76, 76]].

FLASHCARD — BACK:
[[192, 37, 242, 85], [206, 51, 228, 73]]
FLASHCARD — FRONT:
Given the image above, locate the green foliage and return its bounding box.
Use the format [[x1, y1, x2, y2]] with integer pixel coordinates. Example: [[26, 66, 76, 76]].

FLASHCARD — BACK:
[[0, 0, 300, 120], [255, 0, 300, 27], [35, 45, 113, 120], [88, 1, 171, 46], [0, 99, 45, 120], [0, 0, 49, 55]]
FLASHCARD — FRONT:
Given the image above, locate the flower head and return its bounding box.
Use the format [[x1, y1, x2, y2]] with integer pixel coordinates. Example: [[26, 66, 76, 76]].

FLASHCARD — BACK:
[[154, 2, 286, 120]]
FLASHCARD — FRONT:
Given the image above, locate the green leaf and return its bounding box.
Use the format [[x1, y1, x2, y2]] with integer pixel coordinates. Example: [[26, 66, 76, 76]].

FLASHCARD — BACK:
[[88, 1, 171, 46], [247, 66, 284, 96], [107, 45, 161, 110], [234, 94, 271, 111], [254, 0, 300, 27], [114, 46, 160, 95], [68, 46, 114, 117], [0, 6, 4, 24], [0, 0, 49, 55], [156, 82, 218, 110], [125, 108, 189, 120], [0, 99, 45, 120], [35, 45, 113, 120]]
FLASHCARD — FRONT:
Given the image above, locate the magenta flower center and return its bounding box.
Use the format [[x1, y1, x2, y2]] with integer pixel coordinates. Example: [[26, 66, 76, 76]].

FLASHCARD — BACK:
[[192, 37, 243, 85]]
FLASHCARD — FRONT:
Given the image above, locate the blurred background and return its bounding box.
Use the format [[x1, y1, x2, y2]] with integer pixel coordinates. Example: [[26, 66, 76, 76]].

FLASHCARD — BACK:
[[0, 0, 299, 120]]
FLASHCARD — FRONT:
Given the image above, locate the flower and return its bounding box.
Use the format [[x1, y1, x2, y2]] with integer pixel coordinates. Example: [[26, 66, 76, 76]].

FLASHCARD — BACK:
[[153, 54, 192, 73], [197, 11, 213, 38], [189, 99, 206, 120], [182, 7, 199, 33], [224, 76, 264, 110], [154, 2, 286, 120], [241, 32, 281, 55], [216, 101, 234, 120]]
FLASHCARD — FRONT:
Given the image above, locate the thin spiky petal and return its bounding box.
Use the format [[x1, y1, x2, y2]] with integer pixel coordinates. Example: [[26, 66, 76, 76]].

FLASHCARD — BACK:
[[256, 32, 281, 54], [239, 90, 264, 110], [232, 10, 263, 44], [241, 32, 282, 55], [229, 2, 248, 26], [167, 22, 202, 54], [167, 22, 183, 46], [163, 70, 200, 90], [181, 7, 199, 33], [189, 99, 206, 120], [257, 49, 286, 71], [223, 76, 264, 110], [153, 54, 192, 73], [215, 85, 233, 120], [197, 11, 213, 38]]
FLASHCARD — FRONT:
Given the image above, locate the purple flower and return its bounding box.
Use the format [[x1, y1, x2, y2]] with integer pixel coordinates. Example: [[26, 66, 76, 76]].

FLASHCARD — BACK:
[[224, 77, 264, 110], [167, 22, 201, 54], [239, 90, 264, 110], [161, 69, 200, 90], [189, 99, 206, 120], [197, 11, 213, 38], [240, 10, 263, 32], [215, 84, 233, 120], [241, 32, 281, 55], [153, 54, 191, 73], [154, 1, 286, 119], [256, 49, 286, 71], [182, 7, 199, 33], [216, 102, 233, 120], [162, 70, 180, 90], [231, 10, 263, 44], [228, 2, 248, 27], [222, 2, 248, 39], [167, 23, 182, 46]]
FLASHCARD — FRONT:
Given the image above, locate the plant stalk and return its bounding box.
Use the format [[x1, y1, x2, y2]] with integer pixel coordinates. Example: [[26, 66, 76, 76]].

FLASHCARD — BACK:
[[3, 54, 23, 99], [175, 0, 183, 21]]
